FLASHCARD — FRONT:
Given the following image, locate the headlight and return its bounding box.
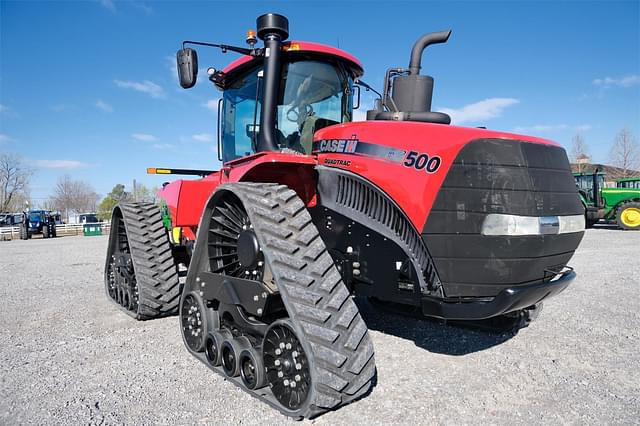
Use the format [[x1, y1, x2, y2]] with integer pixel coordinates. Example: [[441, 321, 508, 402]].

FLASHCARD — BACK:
[[558, 215, 586, 234], [482, 214, 585, 236]]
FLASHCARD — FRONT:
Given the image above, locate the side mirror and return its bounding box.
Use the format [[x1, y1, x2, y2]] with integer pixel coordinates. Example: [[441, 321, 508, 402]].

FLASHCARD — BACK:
[[352, 85, 361, 110], [176, 48, 198, 89]]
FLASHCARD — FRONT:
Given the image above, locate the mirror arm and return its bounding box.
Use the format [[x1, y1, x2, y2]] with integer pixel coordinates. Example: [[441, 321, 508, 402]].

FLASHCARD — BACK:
[[182, 40, 262, 57]]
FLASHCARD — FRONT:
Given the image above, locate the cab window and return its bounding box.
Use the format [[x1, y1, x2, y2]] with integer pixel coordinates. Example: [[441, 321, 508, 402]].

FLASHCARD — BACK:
[[221, 66, 263, 163]]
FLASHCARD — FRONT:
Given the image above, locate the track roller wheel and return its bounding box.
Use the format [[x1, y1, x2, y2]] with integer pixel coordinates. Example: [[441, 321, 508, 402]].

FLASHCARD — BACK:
[[239, 347, 267, 390], [221, 336, 252, 377], [205, 330, 230, 367], [180, 292, 209, 352]]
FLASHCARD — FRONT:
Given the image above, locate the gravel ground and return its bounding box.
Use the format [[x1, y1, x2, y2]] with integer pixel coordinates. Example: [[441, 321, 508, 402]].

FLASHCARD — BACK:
[[1, 228, 638, 425]]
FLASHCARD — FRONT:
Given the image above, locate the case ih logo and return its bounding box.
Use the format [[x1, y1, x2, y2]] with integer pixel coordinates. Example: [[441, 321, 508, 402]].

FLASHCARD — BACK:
[[317, 139, 358, 153]]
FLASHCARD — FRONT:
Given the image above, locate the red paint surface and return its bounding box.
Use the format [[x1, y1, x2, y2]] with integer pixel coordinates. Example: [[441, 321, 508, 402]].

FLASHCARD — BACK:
[[314, 121, 557, 229], [223, 41, 363, 75]]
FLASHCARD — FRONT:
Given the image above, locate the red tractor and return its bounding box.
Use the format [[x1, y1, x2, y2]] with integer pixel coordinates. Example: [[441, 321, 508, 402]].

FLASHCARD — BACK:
[[105, 14, 585, 418]]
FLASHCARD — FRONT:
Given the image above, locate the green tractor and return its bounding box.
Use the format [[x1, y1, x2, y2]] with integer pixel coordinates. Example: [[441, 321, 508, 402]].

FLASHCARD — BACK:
[[574, 171, 640, 230], [616, 177, 640, 190]]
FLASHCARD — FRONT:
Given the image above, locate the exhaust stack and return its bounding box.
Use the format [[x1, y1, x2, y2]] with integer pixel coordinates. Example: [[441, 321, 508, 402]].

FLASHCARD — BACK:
[[369, 30, 452, 124], [256, 13, 289, 153], [392, 30, 451, 114]]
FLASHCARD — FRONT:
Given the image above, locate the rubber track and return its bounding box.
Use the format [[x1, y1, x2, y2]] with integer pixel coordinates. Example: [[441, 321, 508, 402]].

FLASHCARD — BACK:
[[108, 202, 181, 320], [227, 183, 376, 418]]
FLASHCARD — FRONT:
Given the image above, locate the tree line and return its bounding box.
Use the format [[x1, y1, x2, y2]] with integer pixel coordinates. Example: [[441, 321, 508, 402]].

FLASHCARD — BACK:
[[1, 152, 157, 221], [571, 128, 639, 177]]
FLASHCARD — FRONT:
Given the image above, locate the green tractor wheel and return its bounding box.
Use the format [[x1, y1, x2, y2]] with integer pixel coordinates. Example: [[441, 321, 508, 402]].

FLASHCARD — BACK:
[[616, 202, 640, 230]]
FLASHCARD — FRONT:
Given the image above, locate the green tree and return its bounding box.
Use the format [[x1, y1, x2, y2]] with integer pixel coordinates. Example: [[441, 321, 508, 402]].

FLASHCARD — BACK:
[[97, 184, 130, 221]]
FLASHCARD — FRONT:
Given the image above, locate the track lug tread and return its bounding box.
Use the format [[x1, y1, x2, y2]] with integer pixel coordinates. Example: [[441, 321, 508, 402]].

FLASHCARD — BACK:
[[104, 202, 180, 320], [204, 183, 375, 418]]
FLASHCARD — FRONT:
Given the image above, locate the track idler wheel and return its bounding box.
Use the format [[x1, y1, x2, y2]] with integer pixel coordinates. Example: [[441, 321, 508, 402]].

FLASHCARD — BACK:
[[263, 319, 311, 411], [239, 347, 267, 390], [221, 336, 251, 377], [204, 330, 230, 367], [180, 292, 208, 352]]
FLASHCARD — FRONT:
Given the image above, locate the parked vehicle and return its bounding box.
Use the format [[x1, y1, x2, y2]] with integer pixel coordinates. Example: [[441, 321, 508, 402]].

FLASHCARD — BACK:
[[0, 213, 23, 228], [574, 171, 640, 230], [616, 177, 640, 189], [106, 14, 585, 418], [68, 212, 98, 224], [27, 210, 58, 238]]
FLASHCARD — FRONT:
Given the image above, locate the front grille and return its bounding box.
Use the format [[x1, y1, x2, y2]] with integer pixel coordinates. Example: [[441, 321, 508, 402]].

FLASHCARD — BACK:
[[422, 138, 584, 297]]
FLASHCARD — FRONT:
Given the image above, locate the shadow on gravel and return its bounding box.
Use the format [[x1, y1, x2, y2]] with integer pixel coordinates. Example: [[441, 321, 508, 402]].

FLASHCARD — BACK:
[[355, 298, 515, 356]]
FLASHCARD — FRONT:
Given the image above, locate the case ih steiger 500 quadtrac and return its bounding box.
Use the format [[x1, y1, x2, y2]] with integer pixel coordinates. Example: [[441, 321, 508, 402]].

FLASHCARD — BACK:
[[105, 14, 585, 418]]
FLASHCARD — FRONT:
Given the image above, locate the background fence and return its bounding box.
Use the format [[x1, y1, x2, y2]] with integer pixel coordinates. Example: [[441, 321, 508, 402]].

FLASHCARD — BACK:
[[0, 222, 111, 241]]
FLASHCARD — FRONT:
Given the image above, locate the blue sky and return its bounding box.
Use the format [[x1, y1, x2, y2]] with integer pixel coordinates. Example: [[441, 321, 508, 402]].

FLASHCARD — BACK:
[[1, 0, 639, 205]]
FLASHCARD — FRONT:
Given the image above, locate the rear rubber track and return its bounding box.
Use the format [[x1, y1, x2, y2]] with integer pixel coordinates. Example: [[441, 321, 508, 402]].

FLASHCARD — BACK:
[[199, 183, 376, 418], [106, 202, 181, 320]]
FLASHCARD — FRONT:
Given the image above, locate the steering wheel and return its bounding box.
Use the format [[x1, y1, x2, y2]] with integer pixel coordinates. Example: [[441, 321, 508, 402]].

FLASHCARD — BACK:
[[286, 104, 313, 123]]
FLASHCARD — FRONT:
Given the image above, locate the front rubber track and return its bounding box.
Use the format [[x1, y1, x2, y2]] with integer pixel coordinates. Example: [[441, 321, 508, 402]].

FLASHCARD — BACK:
[[105, 202, 181, 320], [190, 183, 376, 418]]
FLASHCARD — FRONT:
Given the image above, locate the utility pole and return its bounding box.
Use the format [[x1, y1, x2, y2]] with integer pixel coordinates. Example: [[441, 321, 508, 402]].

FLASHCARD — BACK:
[[133, 179, 137, 202]]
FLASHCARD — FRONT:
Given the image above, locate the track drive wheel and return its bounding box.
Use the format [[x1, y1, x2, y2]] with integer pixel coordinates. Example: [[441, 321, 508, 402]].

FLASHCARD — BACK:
[[616, 202, 640, 230], [104, 203, 181, 320]]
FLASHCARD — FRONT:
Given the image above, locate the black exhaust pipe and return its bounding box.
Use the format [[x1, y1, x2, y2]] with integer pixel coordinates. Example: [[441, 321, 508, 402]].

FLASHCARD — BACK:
[[408, 30, 452, 75], [256, 13, 289, 153], [375, 29, 452, 124]]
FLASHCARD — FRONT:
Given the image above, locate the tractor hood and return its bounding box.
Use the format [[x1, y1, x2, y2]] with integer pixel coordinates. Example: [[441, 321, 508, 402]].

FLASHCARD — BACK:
[[313, 120, 565, 229], [313, 120, 585, 298]]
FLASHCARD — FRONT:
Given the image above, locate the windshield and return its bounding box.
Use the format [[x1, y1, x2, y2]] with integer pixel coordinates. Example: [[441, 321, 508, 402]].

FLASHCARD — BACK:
[[29, 212, 44, 222], [221, 60, 352, 163], [276, 60, 352, 154]]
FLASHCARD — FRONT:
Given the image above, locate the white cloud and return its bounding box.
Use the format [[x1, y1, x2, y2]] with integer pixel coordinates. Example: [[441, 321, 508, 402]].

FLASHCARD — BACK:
[[132, 133, 157, 142], [203, 99, 220, 112], [0, 134, 13, 144], [440, 98, 520, 125], [152, 143, 174, 150], [192, 133, 213, 142], [33, 160, 90, 169], [592, 74, 640, 88], [166, 55, 178, 81], [100, 0, 116, 12], [575, 124, 592, 132], [115, 80, 165, 98], [133, 2, 153, 14], [512, 124, 592, 134], [0, 104, 8, 113], [95, 99, 113, 112]]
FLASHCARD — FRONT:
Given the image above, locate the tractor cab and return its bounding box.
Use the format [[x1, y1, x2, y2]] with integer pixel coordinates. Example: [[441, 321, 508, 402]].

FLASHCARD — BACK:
[[176, 14, 363, 164], [574, 171, 605, 207], [218, 46, 360, 162]]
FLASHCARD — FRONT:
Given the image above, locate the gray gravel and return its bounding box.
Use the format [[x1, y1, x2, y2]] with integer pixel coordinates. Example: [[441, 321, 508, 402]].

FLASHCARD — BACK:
[[1, 228, 638, 425]]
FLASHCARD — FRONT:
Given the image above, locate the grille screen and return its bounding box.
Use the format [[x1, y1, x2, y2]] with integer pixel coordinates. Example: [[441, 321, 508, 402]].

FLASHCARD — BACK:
[[336, 174, 439, 290]]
